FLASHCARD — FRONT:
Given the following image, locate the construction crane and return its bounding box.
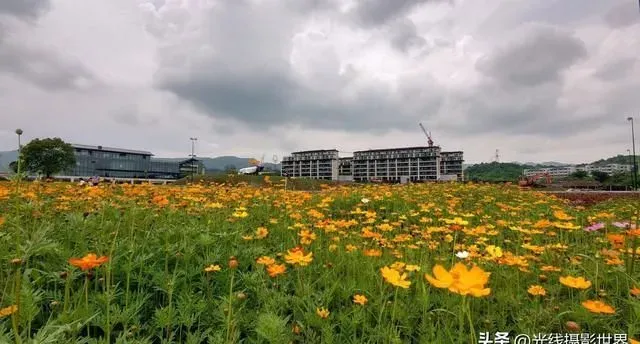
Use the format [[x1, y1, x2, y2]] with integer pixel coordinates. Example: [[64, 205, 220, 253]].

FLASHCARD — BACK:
[[419, 123, 434, 147]]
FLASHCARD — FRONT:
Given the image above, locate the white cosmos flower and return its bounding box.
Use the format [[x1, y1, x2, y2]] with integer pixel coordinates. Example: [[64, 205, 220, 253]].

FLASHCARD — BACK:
[[456, 251, 469, 259], [361, 198, 370, 204]]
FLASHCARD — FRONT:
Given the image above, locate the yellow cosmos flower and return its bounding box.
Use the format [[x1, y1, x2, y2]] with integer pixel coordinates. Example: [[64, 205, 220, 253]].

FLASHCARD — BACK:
[[527, 285, 546, 296], [559, 276, 591, 289], [424, 263, 491, 297], [485, 245, 503, 258], [380, 266, 411, 289], [316, 307, 330, 319], [204, 264, 221, 273], [284, 248, 313, 266]]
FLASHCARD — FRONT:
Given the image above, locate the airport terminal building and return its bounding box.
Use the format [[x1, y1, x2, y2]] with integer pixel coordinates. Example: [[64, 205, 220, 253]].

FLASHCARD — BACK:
[[63, 144, 204, 180]]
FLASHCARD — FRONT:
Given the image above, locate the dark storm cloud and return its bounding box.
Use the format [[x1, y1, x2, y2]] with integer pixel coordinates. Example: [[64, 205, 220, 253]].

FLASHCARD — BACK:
[[593, 58, 637, 82], [349, 0, 451, 27], [0, 42, 97, 90], [163, 67, 299, 126], [0, 0, 50, 19], [284, 0, 336, 13], [437, 24, 607, 139], [603, 1, 639, 28], [153, 0, 445, 133], [389, 18, 427, 52], [159, 63, 442, 133], [437, 80, 611, 139], [476, 24, 587, 87]]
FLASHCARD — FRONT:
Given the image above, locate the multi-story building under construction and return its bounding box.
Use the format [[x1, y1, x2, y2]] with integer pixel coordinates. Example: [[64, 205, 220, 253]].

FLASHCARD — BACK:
[[280, 150, 340, 180], [281, 146, 464, 182]]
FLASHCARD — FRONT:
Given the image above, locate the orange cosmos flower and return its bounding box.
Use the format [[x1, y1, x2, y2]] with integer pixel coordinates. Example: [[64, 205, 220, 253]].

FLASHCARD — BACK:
[[256, 256, 275, 266], [363, 249, 382, 257], [267, 264, 286, 278], [540, 265, 561, 272], [607, 234, 625, 249], [581, 300, 615, 314], [559, 276, 591, 289], [553, 210, 573, 221], [0, 305, 17, 318], [254, 227, 269, 239], [353, 294, 368, 305], [68, 253, 109, 271]]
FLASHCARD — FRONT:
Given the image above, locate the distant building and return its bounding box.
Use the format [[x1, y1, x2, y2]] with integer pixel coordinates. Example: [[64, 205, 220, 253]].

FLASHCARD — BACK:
[[523, 163, 632, 178], [281, 145, 464, 182], [63, 144, 204, 179]]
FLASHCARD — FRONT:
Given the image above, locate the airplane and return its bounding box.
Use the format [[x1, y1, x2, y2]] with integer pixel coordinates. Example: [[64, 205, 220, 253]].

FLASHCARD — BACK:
[[238, 156, 265, 175]]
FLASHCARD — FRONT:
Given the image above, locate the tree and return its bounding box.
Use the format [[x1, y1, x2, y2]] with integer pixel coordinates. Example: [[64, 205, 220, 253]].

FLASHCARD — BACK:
[[9, 161, 18, 173], [21, 138, 76, 178], [570, 171, 588, 179], [591, 171, 609, 183], [224, 164, 237, 173]]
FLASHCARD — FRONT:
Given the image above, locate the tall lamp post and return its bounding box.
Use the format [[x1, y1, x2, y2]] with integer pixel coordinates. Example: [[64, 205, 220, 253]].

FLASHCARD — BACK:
[[628, 117, 637, 190], [629, 149, 633, 190], [15, 129, 23, 176], [190, 137, 197, 183]]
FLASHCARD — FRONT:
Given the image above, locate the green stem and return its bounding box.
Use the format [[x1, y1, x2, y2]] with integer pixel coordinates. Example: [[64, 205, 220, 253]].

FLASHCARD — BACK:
[[226, 270, 235, 344], [390, 288, 399, 327], [84, 274, 89, 312], [63, 272, 71, 313], [12, 267, 21, 344], [105, 266, 111, 344], [465, 297, 476, 344]]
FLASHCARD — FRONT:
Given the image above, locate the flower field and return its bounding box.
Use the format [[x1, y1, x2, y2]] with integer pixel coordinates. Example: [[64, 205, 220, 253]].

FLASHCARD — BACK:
[[1, 181, 640, 343]]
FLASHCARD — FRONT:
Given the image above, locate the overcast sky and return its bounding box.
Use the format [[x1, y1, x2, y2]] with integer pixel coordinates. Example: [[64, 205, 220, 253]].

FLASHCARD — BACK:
[[0, 0, 638, 164]]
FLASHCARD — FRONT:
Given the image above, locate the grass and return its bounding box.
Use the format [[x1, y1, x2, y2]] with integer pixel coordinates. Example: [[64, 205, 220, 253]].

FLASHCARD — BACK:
[[0, 180, 639, 343]]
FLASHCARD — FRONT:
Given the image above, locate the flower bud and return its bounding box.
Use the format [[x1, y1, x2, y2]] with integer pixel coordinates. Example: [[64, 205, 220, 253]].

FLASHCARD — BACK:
[[565, 321, 581, 332], [228, 256, 238, 269]]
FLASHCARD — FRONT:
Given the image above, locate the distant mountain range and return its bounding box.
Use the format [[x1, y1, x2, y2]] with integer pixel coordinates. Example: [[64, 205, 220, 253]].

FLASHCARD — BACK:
[[0, 150, 279, 172]]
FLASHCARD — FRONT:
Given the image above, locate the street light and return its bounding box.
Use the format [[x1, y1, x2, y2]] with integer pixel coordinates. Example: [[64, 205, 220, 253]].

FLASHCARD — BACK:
[[628, 117, 637, 190], [190, 137, 197, 183], [629, 149, 633, 190], [15, 128, 23, 177]]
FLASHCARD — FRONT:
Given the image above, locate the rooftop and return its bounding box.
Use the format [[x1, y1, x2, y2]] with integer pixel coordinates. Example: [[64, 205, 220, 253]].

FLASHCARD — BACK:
[[291, 149, 339, 154], [72, 144, 153, 156], [354, 146, 442, 153]]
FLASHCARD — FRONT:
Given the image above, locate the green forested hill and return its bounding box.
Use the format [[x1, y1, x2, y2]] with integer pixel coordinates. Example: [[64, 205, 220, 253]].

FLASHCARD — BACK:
[[465, 162, 531, 182], [590, 154, 639, 166]]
